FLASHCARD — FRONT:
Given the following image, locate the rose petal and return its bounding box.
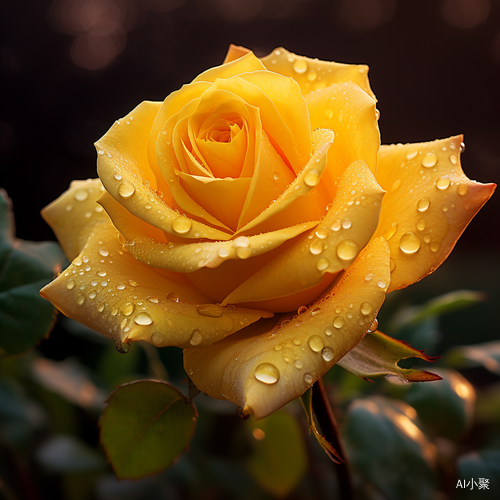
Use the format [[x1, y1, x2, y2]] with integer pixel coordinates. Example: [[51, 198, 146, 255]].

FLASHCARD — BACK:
[[184, 237, 391, 419], [223, 160, 385, 309], [371, 136, 496, 291], [40, 219, 272, 348], [261, 47, 375, 100], [223, 44, 252, 64], [193, 51, 266, 84], [307, 83, 380, 200], [96, 101, 232, 241], [42, 178, 108, 261], [237, 128, 334, 235]]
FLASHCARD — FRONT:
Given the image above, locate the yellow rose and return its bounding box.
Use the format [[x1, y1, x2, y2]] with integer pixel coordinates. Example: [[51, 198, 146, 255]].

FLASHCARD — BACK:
[[41, 45, 494, 419]]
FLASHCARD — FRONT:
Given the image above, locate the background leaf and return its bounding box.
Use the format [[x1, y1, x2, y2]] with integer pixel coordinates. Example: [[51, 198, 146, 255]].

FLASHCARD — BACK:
[[0, 190, 66, 356], [99, 379, 197, 479]]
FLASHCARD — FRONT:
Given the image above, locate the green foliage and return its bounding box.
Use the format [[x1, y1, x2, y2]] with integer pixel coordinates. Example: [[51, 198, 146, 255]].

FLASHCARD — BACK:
[[342, 396, 435, 500], [245, 410, 307, 497], [0, 191, 65, 356], [99, 380, 197, 479]]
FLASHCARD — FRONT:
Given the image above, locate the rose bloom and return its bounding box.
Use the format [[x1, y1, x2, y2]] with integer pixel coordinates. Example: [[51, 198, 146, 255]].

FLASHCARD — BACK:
[[41, 46, 494, 419]]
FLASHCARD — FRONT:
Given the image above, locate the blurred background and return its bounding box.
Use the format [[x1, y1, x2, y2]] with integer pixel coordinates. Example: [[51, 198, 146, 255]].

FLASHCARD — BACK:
[[1, 1, 500, 499]]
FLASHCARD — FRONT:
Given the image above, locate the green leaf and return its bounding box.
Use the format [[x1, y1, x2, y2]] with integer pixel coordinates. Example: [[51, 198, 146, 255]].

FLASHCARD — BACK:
[[36, 435, 106, 472], [245, 409, 307, 498], [342, 396, 435, 500], [300, 387, 342, 463], [0, 190, 66, 356], [445, 340, 500, 376], [392, 290, 485, 329], [456, 446, 500, 499], [403, 368, 475, 440], [99, 380, 197, 479], [337, 331, 441, 383]]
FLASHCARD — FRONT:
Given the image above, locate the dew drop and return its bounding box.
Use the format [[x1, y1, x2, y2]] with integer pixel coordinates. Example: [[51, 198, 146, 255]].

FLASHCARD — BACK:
[[325, 108, 333, 119], [391, 179, 401, 192], [118, 181, 135, 198], [368, 318, 378, 333], [321, 346, 334, 362], [310, 239, 324, 255], [147, 295, 159, 303], [307, 70, 317, 81], [436, 176, 450, 190], [99, 248, 109, 257], [416, 218, 426, 231], [151, 332, 163, 345], [342, 218, 352, 229], [134, 312, 153, 326], [360, 302, 372, 315], [66, 279, 75, 290], [315, 226, 329, 239], [460, 142, 466, 153], [115, 341, 131, 354], [273, 171, 280, 181], [390, 258, 396, 272], [422, 153, 437, 168], [316, 257, 330, 271], [232, 236, 250, 248], [97, 304, 105, 313], [377, 280, 386, 289], [128, 280, 137, 287], [430, 241, 440, 253], [294, 359, 303, 369], [167, 291, 180, 302], [76, 293, 85, 305], [190, 329, 202, 346], [303, 373, 313, 385], [336, 239, 358, 261], [406, 151, 418, 160], [417, 198, 431, 212], [333, 317, 344, 329], [236, 247, 252, 259], [457, 183, 468, 196], [117, 284, 125, 290], [308, 335, 324, 353], [399, 232, 421, 254], [196, 304, 223, 318], [293, 59, 308, 74], [298, 305, 308, 315], [172, 216, 192, 234], [365, 273, 373, 281], [122, 303, 135, 316], [331, 220, 341, 231], [450, 154, 458, 165], [255, 363, 280, 384], [74, 189, 88, 201], [217, 247, 230, 258], [304, 168, 319, 187], [113, 173, 122, 181], [325, 326, 333, 336], [88, 291, 96, 299]]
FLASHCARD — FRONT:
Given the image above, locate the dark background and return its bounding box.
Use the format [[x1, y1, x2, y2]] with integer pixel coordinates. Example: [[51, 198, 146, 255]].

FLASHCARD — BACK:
[[2, 0, 499, 345]]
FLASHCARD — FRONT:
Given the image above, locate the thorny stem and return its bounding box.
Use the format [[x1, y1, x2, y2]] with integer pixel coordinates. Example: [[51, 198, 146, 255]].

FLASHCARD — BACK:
[[312, 378, 353, 500]]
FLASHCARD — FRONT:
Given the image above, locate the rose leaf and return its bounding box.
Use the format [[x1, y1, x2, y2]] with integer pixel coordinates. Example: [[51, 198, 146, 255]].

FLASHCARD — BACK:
[[99, 380, 197, 479], [0, 190, 66, 357], [337, 331, 441, 383], [245, 409, 307, 498], [341, 396, 436, 500], [445, 340, 500, 376]]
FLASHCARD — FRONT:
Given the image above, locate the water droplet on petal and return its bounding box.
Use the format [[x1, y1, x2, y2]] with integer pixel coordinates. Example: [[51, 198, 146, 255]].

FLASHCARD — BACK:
[[74, 189, 88, 201], [315, 227, 329, 239], [399, 232, 421, 254], [325, 326, 333, 336], [368, 318, 378, 332], [422, 153, 437, 168], [430, 241, 440, 252], [118, 181, 135, 198], [308, 335, 324, 352], [190, 329, 202, 346], [115, 341, 131, 354], [333, 317, 344, 329], [310, 239, 324, 255], [321, 346, 334, 362], [391, 179, 401, 192], [342, 218, 352, 229], [88, 291, 96, 299], [325, 108, 333, 119], [236, 247, 252, 259], [217, 247, 229, 258], [232, 236, 250, 248], [457, 183, 468, 196], [293, 59, 308, 74], [255, 363, 280, 384], [460, 142, 465, 153], [294, 359, 303, 369], [167, 291, 180, 302], [416, 218, 426, 231], [316, 257, 329, 271], [99, 248, 109, 257], [406, 151, 417, 160], [336, 239, 358, 260], [331, 220, 341, 231], [97, 269, 106, 277], [360, 302, 372, 315], [76, 293, 85, 305], [196, 304, 223, 318], [377, 280, 386, 289], [151, 332, 163, 345], [172, 216, 192, 234], [134, 312, 153, 325], [66, 279, 75, 290], [417, 198, 431, 212], [304, 168, 319, 187], [147, 296, 159, 303], [365, 273, 373, 281], [383, 222, 398, 241], [122, 303, 135, 316], [449, 154, 458, 165], [303, 373, 313, 385], [436, 176, 450, 190]]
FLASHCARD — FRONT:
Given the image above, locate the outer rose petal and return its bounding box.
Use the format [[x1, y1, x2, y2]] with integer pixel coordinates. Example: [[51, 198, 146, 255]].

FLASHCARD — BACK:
[[40, 219, 272, 349], [96, 101, 231, 241], [260, 47, 375, 100], [371, 136, 496, 291], [307, 83, 379, 200], [42, 178, 108, 261], [223, 160, 385, 309], [223, 44, 251, 64], [184, 237, 391, 419]]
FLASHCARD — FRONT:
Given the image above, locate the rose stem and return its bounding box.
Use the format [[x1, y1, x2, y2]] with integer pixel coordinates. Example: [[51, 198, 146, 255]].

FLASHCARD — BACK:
[[312, 377, 353, 499]]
